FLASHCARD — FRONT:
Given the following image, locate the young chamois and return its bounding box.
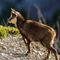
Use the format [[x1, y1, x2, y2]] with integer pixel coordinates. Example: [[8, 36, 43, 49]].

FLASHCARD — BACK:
[[8, 8, 59, 60]]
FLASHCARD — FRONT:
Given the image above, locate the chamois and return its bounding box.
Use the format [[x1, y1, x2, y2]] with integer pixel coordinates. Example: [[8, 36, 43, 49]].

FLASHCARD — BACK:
[[8, 8, 59, 60]]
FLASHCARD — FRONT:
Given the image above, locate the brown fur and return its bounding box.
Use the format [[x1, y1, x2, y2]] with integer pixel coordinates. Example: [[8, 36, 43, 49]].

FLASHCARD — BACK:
[[8, 8, 59, 60]]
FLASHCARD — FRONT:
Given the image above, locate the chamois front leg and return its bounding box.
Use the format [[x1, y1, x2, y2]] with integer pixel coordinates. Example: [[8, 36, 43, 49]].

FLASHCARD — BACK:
[[22, 36, 27, 46], [20, 31, 29, 48], [21, 35, 31, 55], [24, 39, 31, 56], [22, 36, 30, 49], [23, 37, 31, 56], [21, 36, 31, 56], [26, 40, 31, 54]]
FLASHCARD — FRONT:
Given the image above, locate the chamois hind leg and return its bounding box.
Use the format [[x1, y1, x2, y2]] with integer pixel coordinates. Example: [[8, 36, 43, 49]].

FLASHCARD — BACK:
[[40, 42, 50, 60], [41, 42, 58, 60], [49, 46, 59, 60]]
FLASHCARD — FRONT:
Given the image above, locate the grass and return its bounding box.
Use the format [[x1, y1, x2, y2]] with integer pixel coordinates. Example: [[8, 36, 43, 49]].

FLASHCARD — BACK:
[[0, 25, 19, 38]]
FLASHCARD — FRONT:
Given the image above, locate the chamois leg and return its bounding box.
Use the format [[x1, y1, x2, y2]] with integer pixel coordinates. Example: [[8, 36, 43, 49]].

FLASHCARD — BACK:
[[41, 42, 58, 60], [22, 36, 30, 52], [26, 40, 31, 55], [22, 36, 31, 55], [22, 36, 27, 45], [50, 46, 59, 60], [40, 42, 50, 60]]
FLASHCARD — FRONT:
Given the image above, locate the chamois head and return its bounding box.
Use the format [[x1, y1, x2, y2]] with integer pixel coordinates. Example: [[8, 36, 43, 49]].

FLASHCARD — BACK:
[[8, 8, 25, 25]]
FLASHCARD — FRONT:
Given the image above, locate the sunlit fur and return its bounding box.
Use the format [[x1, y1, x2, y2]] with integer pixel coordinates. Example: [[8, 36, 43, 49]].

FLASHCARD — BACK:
[[8, 8, 59, 60]]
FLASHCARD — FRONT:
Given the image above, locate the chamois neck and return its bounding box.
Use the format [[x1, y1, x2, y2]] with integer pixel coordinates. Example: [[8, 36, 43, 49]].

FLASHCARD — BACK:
[[17, 16, 26, 28], [17, 16, 26, 22], [17, 14, 25, 21]]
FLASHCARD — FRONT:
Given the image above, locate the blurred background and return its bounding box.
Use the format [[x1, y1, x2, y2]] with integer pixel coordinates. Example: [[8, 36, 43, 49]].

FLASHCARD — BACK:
[[0, 0, 60, 53]]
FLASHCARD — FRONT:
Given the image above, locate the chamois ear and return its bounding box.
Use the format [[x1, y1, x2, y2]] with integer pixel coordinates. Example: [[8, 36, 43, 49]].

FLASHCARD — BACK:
[[11, 8, 15, 11], [11, 8, 16, 13]]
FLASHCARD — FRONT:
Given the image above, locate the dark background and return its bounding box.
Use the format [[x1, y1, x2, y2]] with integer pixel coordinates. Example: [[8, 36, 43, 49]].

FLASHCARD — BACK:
[[0, 0, 60, 26]]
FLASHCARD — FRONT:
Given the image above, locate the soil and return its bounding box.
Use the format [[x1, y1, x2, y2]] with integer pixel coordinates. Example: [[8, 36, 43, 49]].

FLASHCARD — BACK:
[[0, 34, 59, 60]]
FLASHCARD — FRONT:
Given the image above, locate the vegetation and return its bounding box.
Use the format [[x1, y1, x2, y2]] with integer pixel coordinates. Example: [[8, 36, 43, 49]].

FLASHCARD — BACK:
[[0, 25, 19, 38]]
